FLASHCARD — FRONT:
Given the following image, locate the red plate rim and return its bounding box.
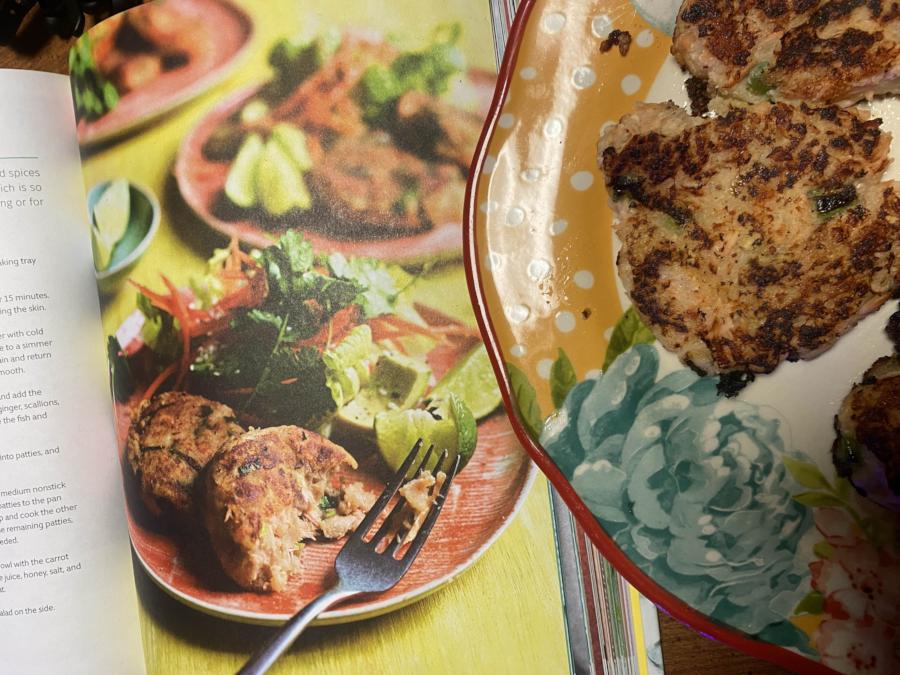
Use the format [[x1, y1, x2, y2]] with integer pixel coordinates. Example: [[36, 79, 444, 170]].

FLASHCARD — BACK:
[[77, 0, 255, 147], [461, 1, 837, 673]]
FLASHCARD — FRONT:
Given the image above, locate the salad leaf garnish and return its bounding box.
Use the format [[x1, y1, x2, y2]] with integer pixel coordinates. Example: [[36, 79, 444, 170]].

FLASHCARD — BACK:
[[353, 23, 465, 126], [602, 306, 655, 372], [107, 336, 135, 403], [506, 362, 543, 442], [137, 293, 181, 363], [550, 348, 577, 410]]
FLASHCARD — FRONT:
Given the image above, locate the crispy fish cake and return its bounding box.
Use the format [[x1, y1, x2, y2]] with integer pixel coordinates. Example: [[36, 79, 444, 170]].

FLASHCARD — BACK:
[[204, 426, 363, 592], [599, 100, 900, 383], [673, 0, 900, 106], [832, 354, 900, 513], [126, 392, 244, 516]]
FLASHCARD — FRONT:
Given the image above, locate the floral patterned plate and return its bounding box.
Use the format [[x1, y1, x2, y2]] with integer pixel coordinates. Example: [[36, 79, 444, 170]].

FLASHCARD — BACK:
[[464, 1, 900, 673]]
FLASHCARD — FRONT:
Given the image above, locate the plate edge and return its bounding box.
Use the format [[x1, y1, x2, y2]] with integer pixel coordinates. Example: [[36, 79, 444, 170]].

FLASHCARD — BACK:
[[460, 2, 838, 673]]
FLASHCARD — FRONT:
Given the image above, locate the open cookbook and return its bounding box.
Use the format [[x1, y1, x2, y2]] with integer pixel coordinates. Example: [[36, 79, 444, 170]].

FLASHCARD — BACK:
[[0, 0, 661, 672]]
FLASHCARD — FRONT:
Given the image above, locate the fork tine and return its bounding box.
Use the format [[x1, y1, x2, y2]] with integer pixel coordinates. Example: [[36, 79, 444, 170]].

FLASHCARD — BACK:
[[397, 454, 461, 560], [368, 444, 435, 548], [382, 448, 450, 557], [350, 439, 422, 541], [431, 448, 449, 476]]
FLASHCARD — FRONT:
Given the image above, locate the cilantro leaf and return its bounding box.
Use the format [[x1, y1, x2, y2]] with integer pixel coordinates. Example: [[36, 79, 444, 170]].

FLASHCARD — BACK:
[[327, 252, 398, 318]]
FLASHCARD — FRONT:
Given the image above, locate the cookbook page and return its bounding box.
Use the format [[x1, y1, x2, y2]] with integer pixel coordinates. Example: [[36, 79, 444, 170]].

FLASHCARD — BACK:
[[0, 70, 145, 674], [71, 0, 572, 672]]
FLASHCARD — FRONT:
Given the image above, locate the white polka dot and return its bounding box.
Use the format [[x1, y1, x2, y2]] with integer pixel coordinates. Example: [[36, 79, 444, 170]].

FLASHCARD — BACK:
[[480, 200, 499, 213], [570, 172, 594, 191], [603, 327, 614, 340], [551, 219, 568, 235], [527, 259, 551, 281], [522, 168, 541, 182], [705, 550, 723, 563], [636, 29, 654, 48], [702, 524, 716, 535], [510, 345, 527, 357], [506, 305, 530, 324], [573, 270, 594, 289], [484, 252, 501, 271], [543, 12, 566, 33], [585, 369, 601, 380], [556, 311, 576, 333], [544, 118, 563, 138], [520, 67, 537, 80], [572, 66, 596, 89], [537, 358, 554, 379], [498, 113, 515, 128], [600, 120, 617, 136], [698, 514, 713, 525], [591, 14, 613, 37], [621, 74, 642, 95], [482, 155, 497, 174], [505, 207, 525, 227]]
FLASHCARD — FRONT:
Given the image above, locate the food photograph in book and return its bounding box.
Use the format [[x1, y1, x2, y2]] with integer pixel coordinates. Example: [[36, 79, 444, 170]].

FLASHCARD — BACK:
[[76, 0, 535, 625]]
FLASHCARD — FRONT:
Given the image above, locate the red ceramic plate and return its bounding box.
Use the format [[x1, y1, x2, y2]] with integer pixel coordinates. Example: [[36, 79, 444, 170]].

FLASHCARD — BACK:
[[464, 1, 900, 674], [77, 0, 253, 147], [173, 70, 497, 263], [117, 337, 535, 625]]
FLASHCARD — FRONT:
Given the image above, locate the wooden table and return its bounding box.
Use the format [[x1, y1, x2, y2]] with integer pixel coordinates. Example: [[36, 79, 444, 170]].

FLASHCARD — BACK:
[[0, 8, 791, 675]]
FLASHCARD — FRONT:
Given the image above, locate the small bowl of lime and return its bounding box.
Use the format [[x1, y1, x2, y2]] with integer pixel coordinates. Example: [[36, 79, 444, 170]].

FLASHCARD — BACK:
[[88, 179, 160, 294]]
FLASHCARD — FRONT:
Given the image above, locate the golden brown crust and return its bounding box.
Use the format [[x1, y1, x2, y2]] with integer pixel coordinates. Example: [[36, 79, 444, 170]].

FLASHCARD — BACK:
[[125, 392, 243, 517], [673, 0, 817, 88], [599, 101, 900, 377], [833, 354, 900, 498], [771, 1, 900, 103], [674, 0, 900, 105], [203, 426, 357, 592]]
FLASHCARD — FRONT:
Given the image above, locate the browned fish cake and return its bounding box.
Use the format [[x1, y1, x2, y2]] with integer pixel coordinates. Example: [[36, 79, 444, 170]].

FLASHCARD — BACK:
[[673, 0, 900, 106], [203, 426, 369, 592], [598, 100, 900, 381], [307, 131, 465, 239], [126, 392, 244, 517], [832, 354, 900, 513]]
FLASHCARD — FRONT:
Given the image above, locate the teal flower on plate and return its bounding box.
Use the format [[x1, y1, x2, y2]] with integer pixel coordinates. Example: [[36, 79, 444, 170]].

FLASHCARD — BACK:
[[542, 344, 815, 641]]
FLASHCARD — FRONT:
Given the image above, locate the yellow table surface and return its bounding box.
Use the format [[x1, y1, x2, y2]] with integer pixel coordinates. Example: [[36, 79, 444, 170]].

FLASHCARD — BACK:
[[81, 1, 570, 672]]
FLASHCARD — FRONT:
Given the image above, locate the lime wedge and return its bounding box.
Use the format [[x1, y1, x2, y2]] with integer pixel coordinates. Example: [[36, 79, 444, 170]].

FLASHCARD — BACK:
[[224, 133, 264, 208], [92, 178, 131, 271], [375, 392, 477, 477], [271, 123, 313, 171], [256, 139, 311, 216], [427, 343, 501, 420]]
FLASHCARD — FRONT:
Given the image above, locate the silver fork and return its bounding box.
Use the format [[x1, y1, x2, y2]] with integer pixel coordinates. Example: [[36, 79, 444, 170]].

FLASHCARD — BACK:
[[236, 439, 460, 675]]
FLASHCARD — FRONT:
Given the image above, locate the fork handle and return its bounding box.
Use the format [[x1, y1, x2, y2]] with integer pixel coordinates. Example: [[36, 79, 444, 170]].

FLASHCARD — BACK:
[[236, 584, 359, 675]]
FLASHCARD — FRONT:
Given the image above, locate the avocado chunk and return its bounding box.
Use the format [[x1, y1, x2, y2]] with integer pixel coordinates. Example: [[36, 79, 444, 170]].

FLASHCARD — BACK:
[[333, 352, 431, 441]]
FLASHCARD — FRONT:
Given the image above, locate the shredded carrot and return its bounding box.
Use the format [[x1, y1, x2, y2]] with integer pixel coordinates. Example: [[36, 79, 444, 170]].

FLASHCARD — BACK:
[[159, 275, 193, 390], [142, 361, 179, 400], [129, 238, 267, 395]]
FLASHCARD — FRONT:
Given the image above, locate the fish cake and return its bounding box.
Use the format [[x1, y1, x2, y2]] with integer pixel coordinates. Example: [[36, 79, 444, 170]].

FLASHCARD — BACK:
[[126, 392, 244, 517], [832, 354, 900, 513], [203, 426, 369, 592], [673, 0, 900, 107], [598, 100, 900, 386]]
